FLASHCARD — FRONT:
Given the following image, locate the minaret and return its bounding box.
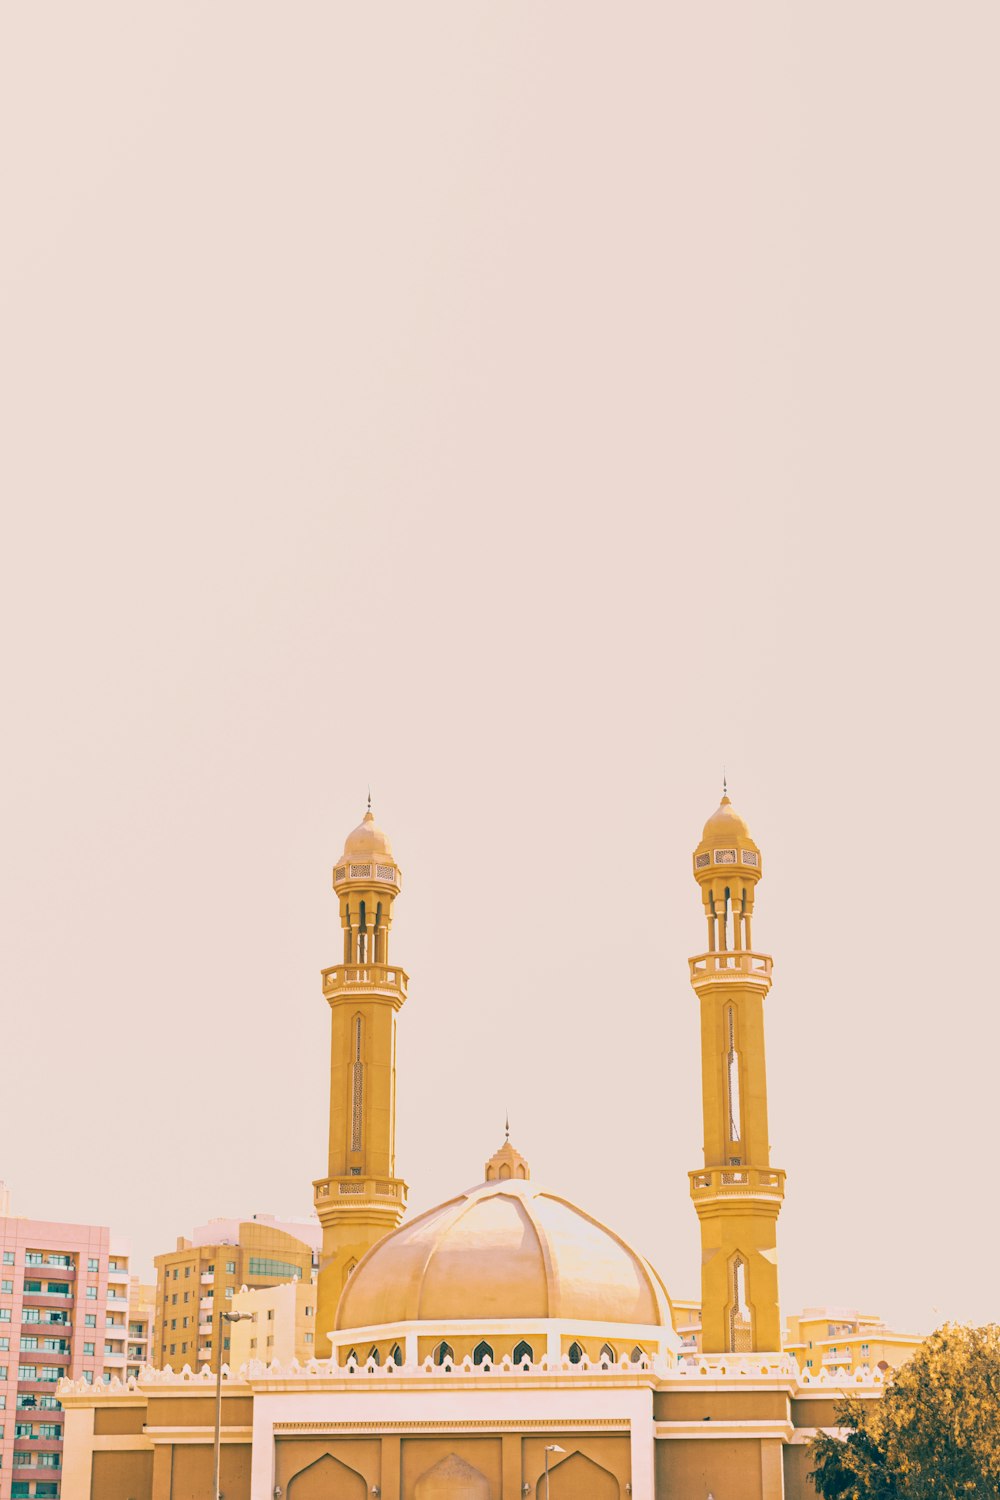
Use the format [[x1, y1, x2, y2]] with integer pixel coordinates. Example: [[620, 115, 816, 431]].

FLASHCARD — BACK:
[[313, 803, 408, 1357], [688, 789, 785, 1353]]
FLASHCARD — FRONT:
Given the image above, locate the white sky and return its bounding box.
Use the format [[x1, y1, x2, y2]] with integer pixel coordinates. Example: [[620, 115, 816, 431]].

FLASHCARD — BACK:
[[1, 3, 998, 1336]]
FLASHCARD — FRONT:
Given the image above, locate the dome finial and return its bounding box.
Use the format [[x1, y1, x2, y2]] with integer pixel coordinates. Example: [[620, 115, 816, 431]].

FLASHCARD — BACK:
[[505, 1109, 510, 1143], [367, 784, 372, 815]]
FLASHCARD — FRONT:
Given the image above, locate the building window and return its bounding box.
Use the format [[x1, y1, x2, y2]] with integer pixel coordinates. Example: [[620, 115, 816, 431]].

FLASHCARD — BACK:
[[473, 1340, 493, 1366], [304, 1332, 314, 1344], [83, 1342, 95, 1355], [1, 1281, 11, 1294], [600, 1343, 617, 1366], [2, 1252, 14, 1265], [85, 1286, 97, 1300], [184, 1268, 190, 1278], [513, 1341, 533, 1366], [88, 1259, 99, 1272], [630, 1346, 645, 1364], [85, 1315, 96, 1328], [0, 1311, 10, 1323], [249, 1257, 304, 1280], [434, 1341, 454, 1367], [225, 1262, 236, 1275], [567, 1342, 584, 1364]]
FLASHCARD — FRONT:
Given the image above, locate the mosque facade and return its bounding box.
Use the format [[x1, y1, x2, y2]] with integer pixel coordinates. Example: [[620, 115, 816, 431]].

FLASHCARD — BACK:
[[58, 795, 884, 1500]]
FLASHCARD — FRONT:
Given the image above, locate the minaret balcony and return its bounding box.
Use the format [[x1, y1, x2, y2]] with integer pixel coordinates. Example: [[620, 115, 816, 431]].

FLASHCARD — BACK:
[[689, 1166, 785, 1202], [321, 963, 408, 1004], [688, 951, 773, 988], [314, 1176, 408, 1209]]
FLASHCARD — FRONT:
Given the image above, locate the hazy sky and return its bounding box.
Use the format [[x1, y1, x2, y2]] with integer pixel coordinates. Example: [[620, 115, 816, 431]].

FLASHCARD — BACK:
[[2, 4, 998, 1337]]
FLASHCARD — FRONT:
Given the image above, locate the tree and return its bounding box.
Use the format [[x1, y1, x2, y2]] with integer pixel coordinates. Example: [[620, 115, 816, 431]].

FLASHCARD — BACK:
[[810, 1324, 1000, 1499]]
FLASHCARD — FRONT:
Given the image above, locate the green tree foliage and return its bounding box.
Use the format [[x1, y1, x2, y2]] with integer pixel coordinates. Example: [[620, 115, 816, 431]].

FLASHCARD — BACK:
[[810, 1324, 1000, 1499]]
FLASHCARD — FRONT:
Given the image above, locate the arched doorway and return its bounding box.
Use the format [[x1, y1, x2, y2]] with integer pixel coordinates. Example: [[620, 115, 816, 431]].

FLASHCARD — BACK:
[[535, 1451, 619, 1499], [287, 1452, 367, 1499], [414, 1453, 491, 1498]]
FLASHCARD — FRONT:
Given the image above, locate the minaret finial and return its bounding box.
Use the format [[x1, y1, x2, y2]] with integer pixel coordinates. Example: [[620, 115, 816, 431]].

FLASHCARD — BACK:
[[505, 1109, 510, 1142], [723, 767, 727, 798], [367, 784, 372, 815]]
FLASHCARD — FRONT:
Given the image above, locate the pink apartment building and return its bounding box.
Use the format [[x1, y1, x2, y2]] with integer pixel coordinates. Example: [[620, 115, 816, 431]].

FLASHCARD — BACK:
[[0, 1183, 136, 1500]]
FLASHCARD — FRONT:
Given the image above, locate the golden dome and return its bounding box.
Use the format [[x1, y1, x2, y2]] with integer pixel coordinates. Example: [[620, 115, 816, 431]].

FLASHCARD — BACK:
[[333, 805, 401, 891], [335, 1178, 673, 1331], [693, 788, 762, 881], [701, 793, 751, 845], [342, 809, 394, 862]]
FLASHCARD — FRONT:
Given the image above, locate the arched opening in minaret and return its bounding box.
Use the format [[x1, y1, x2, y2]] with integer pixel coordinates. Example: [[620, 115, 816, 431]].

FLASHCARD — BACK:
[[473, 1340, 494, 1366], [599, 1343, 616, 1367], [358, 899, 368, 962], [728, 1255, 752, 1352], [434, 1341, 454, 1367], [389, 1343, 402, 1367], [351, 1014, 364, 1152], [513, 1340, 533, 1367], [567, 1341, 584, 1364], [367, 1346, 380, 1366], [375, 900, 384, 963], [726, 1005, 742, 1146]]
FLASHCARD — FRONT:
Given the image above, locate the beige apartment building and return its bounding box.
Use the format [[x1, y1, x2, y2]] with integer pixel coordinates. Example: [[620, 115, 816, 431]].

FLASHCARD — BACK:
[[153, 1216, 318, 1373], [784, 1308, 924, 1375], [125, 1281, 155, 1385], [228, 1280, 317, 1368]]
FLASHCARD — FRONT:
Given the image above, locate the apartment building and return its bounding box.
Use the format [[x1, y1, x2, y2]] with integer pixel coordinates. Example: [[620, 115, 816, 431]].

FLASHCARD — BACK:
[[125, 1281, 156, 1384], [0, 1183, 134, 1500], [153, 1215, 319, 1374], [228, 1279, 317, 1368], [784, 1308, 924, 1375]]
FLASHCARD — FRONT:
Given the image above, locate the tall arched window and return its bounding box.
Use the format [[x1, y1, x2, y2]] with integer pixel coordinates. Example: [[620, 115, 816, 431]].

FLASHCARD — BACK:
[[513, 1340, 533, 1367], [351, 1014, 364, 1152], [434, 1341, 454, 1367], [567, 1341, 584, 1364], [473, 1340, 494, 1366], [729, 1254, 752, 1352], [726, 1005, 742, 1144]]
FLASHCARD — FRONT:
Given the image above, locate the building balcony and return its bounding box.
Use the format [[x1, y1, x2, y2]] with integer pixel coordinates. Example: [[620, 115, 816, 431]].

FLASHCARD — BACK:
[[106, 1293, 128, 1307], [688, 951, 773, 985], [689, 1166, 786, 1202], [200, 1272, 214, 1285], [24, 1261, 75, 1278], [107, 1267, 130, 1284], [21, 1291, 73, 1308], [198, 1321, 213, 1336], [822, 1352, 853, 1367], [198, 1346, 212, 1361], [199, 1297, 213, 1312], [320, 963, 408, 1005]]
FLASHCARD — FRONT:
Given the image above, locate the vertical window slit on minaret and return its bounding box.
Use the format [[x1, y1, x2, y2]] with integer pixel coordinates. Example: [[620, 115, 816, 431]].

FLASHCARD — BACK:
[[729, 1255, 752, 1352], [727, 1005, 742, 1143], [351, 1015, 364, 1152]]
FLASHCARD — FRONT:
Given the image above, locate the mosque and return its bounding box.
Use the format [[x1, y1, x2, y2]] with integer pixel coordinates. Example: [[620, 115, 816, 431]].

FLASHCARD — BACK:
[[59, 793, 884, 1500]]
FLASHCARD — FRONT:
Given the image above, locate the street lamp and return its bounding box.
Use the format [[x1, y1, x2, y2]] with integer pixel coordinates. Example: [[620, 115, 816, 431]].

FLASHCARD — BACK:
[[543, 1444, 565, 1497], [213, 1310, 254, 1500]]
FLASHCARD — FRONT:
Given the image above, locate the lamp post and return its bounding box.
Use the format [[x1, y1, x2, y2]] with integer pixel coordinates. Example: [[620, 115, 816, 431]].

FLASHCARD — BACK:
[[543, 1444, 565, 1496], [213, 1309, 253, 1500]]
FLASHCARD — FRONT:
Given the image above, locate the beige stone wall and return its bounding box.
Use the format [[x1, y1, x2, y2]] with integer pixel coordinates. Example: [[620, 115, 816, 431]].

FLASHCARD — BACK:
[[658, 1436, 765, 1499]]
